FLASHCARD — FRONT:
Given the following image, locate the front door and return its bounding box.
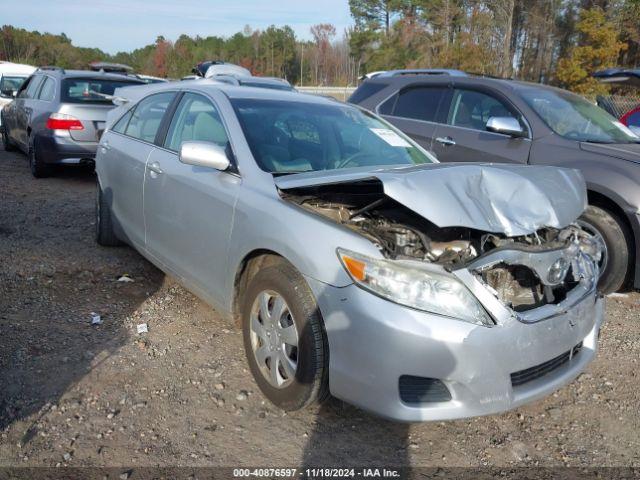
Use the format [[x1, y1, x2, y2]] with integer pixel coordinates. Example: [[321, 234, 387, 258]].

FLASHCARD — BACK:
[[143, 92, 240, 307], [432, 88, 531, 164]]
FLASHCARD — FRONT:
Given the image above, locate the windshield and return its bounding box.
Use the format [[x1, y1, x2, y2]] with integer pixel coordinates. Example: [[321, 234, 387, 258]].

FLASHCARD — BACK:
[[61, 78, 141, 104], [0, 75, 27, 93], [520, 87, 640, 144], [231, 99, 436, 173]]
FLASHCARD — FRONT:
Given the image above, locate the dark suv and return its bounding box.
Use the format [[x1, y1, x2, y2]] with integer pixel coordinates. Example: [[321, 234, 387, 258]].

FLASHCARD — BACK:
[[1, 67, 143, 177], [350, 70, 640, 293]]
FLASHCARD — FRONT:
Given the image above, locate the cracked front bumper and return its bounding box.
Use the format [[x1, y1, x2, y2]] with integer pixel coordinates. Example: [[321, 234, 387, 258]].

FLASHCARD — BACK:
[[307, 277, 604, 422]]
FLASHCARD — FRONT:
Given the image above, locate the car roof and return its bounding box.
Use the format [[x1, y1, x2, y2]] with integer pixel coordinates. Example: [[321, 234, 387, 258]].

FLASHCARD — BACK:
[[36, 68, 146, 83], [364, 73, 568, 95], [125, 79, 335, 105]]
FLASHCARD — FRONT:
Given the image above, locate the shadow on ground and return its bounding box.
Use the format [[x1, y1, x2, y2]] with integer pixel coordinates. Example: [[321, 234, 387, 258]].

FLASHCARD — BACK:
[[0, 154, 163, 443]]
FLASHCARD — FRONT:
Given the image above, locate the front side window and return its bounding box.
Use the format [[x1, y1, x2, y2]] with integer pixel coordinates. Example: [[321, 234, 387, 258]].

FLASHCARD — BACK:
[[38, 77, 56, 101], [164, 93, 228, 151], [125, 92, 175, 143], [520, 87, 640, 144], [0, 76, 28, 96], [61, 78, 141, 105], [231, 99, 436, 174], [379, 87, 448, 122], [448, 89, 517, 131]]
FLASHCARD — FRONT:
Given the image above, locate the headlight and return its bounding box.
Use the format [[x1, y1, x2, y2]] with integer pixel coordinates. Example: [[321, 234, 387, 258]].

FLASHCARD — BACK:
[[337, 248, 493, 326]]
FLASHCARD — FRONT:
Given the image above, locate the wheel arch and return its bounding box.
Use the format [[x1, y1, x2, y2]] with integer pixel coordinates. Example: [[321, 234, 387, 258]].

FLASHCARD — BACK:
[[587, 189, 636, 286], [232, 249, 287, 326]]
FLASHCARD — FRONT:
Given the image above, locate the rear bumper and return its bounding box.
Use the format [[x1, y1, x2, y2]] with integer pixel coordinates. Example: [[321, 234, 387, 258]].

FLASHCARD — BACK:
[[35, 132, 97, 165], [307, 277, 603, 422]]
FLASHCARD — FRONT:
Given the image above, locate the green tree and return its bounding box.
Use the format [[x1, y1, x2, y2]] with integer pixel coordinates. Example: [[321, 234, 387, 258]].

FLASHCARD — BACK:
[[556, 7, 628, 94]]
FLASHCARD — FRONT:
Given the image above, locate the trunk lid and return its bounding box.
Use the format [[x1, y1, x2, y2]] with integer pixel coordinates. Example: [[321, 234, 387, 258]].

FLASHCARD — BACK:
[[58, 103, 112, 142]]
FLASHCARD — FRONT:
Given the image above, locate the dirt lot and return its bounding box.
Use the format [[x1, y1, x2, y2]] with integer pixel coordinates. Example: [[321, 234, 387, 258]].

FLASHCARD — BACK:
[[1, 145, 639, 472]]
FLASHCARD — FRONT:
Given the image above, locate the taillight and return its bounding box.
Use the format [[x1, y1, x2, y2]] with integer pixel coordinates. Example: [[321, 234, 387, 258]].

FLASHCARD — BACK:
[[46, 113, 84, 131]]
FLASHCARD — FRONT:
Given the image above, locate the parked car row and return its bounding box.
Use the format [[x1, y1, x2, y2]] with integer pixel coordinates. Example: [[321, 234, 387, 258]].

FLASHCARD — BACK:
[[348, 69, 640, 295], [0, 64, 630, 421]]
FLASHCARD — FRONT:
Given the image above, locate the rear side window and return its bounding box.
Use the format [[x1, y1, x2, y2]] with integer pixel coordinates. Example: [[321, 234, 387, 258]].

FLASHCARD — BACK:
[[380, 87, 448, 122], [61, 78, 141, 104], [348, 82, 387, 104], [25, 76, 43, 99], [112, 108, 134, 134], [125, 92, 175, 143], [38, 77, 56, 101]]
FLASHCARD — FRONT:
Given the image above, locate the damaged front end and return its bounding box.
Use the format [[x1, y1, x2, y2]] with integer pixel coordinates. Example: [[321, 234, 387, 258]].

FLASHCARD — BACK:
[[278, 166, 602, 324]]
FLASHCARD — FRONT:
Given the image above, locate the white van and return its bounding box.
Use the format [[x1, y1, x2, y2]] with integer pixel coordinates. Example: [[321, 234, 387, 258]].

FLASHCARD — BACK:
[[0, 62, 36, 127]]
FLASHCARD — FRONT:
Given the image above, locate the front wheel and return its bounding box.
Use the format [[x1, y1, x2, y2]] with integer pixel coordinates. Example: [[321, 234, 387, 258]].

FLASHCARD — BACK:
[[578, 205, 631, 294], [241, 258, 329, 411], [2, 125, 16, 152]]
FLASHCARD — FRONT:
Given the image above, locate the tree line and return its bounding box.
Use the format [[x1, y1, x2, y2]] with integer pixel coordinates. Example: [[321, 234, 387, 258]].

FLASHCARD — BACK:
[[1, 0, 639, 93]]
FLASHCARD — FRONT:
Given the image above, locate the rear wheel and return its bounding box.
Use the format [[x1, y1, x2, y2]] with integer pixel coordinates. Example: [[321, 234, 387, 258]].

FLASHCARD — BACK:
[[241, 258, 329, 411], [95, 179, 123, 246], [578, 205, 631, 294], [29, 137, 52, 178]]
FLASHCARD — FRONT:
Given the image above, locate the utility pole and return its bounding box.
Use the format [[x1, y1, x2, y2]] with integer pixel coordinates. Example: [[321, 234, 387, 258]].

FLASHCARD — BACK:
[[300, 43, 304, 87]]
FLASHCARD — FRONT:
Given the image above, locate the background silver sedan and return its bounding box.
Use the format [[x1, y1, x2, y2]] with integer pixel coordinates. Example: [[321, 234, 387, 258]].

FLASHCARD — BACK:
[[95, 82, 603, 421]]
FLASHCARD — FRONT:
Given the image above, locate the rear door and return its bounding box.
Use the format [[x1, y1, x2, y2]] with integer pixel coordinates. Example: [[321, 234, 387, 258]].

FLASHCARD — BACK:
[[15, 75, 43, 149], [431, 87, 531, 164], [144, 91, 240, 306], [101, 91, 176, 249], [376, 83, 451, 153]]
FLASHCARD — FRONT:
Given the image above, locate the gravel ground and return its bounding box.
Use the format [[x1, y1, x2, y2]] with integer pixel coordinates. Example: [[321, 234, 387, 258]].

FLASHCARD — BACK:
[[0, 146, 639, 471]]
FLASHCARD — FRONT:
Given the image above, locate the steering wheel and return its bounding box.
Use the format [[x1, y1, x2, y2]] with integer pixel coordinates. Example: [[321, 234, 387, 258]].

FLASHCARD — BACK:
[[334, 151, 375, 170]]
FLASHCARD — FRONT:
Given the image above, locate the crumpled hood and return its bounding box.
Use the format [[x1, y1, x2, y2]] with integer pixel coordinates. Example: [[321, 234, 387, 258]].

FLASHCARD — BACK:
[[580, 141, 640, 164], [275, 163, 587, 236]]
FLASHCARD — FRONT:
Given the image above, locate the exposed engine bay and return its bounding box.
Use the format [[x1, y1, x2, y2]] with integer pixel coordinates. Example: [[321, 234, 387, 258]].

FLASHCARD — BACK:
[[281, 179, 602, 313]]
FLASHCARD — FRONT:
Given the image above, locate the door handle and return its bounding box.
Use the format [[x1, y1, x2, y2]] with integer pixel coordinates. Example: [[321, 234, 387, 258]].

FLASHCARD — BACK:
[[148, 161, 164, 175], [100, 141, 110, 152], [435, 136, 456, 146]]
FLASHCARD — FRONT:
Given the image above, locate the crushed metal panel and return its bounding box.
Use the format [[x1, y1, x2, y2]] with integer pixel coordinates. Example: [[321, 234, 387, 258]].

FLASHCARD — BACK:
[[276, 164, 587, 236]]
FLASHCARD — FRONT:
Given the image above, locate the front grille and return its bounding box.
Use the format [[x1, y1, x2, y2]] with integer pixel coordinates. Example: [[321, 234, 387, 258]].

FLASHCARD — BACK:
[[399, 375, 451, 404], [511, 342, 582, 387]]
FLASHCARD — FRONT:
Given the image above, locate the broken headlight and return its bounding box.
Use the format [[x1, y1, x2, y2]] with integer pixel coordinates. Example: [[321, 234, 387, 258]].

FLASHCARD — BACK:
[[337, 248, 492, 326]]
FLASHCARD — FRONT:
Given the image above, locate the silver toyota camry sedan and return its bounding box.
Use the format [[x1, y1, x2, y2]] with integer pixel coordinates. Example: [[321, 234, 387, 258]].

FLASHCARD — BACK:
[[95, 80, 604, 421]]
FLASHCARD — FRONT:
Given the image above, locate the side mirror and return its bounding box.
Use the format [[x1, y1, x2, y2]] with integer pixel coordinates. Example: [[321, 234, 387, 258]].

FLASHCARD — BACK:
[[486, 116, 525, 137], [179, 141, 230, 171], [0, 89, 15, 98]]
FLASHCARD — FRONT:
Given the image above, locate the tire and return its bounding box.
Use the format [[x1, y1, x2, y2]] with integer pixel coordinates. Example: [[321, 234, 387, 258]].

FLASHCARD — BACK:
[[241, 258, 329, 411], [29, 137, 52, 178], [95, 179, 124, 247], [579, 205, 631, 294], [1, 125, 16, 152]]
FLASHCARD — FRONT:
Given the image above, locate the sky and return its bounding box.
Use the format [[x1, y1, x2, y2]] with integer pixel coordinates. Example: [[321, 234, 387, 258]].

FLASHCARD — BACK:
[[3, 0, 354, 54]]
